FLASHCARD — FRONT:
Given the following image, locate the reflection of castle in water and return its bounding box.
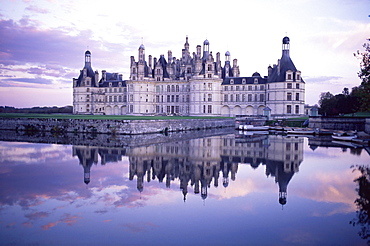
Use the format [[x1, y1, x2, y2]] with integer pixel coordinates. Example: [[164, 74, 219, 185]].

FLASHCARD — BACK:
[[73, 134, 303, 205]]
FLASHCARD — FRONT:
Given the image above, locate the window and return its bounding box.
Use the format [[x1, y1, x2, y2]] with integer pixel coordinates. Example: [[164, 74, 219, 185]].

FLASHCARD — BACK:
[[171, 95, 175, 102], [203, 105, 206, 113], [236, 86, 239, 91], [130, 105, 133, 113], [296, 83, 300, 89], [236, 94, 240, 102], [296, 93, 300, 101], [119, 96, 122, 102], [230, 95, 234, 102], [176, 85, 179, 92], [260, 85, 264, 90], [224, 86, 228, 91], [208, 105, 212, 114], [167, 85, 170, 92], [208, 94, 212, 102], [287, 74, 292, 80], [208, 74, 212, 78], [167, 95, 170, 102], [109, 96, 112, 102], [208, 64, 212, 71], [287, 105, 292, 114], [242, 94, 246, 102], [286, 143, 291, 151], [224, 94, 228, 102], [287, 92, 292, 101], [171, 85, 175, 92], [260, 94, 264, 102], [242, 79, 246, 84], [156, 86, 160, 92], [208, 83, 212, 90], [176, 95, 179, 102], [248, 94, 252, 102], [297, 74, 300, 80], [230, 79, 234, 84], [114, 96, 117, 102], [287, 83, 292, 89], [248, 86, 252, 91], [295, 105, 299, 114]]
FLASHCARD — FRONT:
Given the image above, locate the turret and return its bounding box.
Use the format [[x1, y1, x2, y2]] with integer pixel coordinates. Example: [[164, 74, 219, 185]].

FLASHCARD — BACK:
[[85, 50, 91, 67], [282, 36, 290, 57]]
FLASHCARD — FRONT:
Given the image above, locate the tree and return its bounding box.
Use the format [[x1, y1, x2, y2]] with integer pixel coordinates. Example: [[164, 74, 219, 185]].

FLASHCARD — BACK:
[[354, 40, 370, 112], [350, 165, 370, 244]]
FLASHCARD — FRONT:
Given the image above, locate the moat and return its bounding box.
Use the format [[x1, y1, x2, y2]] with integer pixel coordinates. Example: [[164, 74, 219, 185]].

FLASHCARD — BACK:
[[1, 129, 370, 245]]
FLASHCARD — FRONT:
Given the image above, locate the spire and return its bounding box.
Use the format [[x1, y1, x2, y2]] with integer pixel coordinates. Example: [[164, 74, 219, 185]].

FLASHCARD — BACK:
[[184, 36, 189, 50]]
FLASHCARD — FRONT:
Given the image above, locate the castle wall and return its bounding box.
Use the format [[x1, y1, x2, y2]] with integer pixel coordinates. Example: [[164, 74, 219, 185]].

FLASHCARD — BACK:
[[0, 117, 235, 135], [308, 116, 369, 133]]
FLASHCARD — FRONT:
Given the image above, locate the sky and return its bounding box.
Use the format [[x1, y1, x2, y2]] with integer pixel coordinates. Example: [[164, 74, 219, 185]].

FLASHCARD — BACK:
[[0, 0, 369, 108]]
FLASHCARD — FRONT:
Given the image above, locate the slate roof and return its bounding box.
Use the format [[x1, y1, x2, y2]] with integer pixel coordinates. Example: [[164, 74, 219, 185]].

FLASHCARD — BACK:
[[99, 80, 126, 88], [222, 75, 267, 85], [268, 50, 304, 83], [75, 65, 97, 87]]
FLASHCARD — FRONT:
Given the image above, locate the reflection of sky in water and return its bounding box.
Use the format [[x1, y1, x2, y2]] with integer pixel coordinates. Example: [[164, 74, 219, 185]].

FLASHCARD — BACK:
[[0, 136, 369, 245]]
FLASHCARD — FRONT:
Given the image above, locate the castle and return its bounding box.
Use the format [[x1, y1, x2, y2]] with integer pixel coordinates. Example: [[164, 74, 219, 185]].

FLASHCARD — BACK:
[[73, 36, 305, 118]]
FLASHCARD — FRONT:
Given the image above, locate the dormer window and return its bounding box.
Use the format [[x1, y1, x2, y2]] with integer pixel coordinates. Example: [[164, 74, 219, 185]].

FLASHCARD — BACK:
[[254, 78, 258, 84], [242, 79, 246, 84], [286, 70, 293, 81], [109, 82, 112, 87], [230, 79, 234, 84]]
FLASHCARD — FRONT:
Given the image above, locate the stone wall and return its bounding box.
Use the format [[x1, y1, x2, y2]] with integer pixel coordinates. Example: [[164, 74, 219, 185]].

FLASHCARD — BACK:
[[308, 116, 369, 133], [0, 117, 235, 135], [0, 128, 234, 148]]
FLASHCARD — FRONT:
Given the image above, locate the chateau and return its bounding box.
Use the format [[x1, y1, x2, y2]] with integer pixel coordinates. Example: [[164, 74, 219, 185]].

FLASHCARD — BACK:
[[73, 36, 305, 118]]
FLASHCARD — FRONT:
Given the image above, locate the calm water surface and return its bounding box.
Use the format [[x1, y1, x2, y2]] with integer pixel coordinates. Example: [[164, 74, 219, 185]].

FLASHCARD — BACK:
[[1, 131, 369, 245]]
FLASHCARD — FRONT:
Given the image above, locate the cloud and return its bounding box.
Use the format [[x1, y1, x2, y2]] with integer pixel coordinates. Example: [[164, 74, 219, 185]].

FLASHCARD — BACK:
[[25, 211, 50, 220], [121, 221, 158, 233], [41, 213, 81, 230], [25, 5, 50, 14], [305, 76, 343, 84]]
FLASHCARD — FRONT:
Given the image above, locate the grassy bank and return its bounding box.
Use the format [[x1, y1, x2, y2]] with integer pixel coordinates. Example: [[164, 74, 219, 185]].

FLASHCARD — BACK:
[[0, 113, 232, 120]]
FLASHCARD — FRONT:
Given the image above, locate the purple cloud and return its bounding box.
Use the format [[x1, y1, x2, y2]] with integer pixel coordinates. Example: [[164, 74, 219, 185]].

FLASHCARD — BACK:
[[0, 18, 94, 67]]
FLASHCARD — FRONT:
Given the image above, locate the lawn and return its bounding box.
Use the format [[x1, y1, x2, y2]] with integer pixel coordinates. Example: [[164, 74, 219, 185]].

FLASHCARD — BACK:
[[0, 113, 232, 120]]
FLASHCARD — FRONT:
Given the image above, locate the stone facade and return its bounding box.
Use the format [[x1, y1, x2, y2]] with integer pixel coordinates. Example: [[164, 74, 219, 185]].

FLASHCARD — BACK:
[[73, 36, 305, 118]]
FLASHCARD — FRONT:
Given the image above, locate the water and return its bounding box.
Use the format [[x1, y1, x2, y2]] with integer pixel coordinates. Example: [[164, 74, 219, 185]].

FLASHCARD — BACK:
[[0, 130, 369, 245]]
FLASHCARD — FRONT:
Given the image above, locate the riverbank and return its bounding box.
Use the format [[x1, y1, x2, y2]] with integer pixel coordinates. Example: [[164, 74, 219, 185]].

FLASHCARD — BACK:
[[0, 116, 235, 135]]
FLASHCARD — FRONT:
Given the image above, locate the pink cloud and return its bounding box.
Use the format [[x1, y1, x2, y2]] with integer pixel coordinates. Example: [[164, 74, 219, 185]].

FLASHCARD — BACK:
[[122, 221, 158, 233], [25, 5, 50, 14], [41, 213, 81, 230]]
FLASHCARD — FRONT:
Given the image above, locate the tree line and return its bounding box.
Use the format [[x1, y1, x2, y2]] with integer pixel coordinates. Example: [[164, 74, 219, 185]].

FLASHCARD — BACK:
[[0, 106, 73, 114], [319, 40, 370, 116]]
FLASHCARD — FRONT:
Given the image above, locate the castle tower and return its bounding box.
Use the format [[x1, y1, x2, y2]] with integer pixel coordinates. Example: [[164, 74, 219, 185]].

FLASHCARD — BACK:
[[137, 44, 145, 80]]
